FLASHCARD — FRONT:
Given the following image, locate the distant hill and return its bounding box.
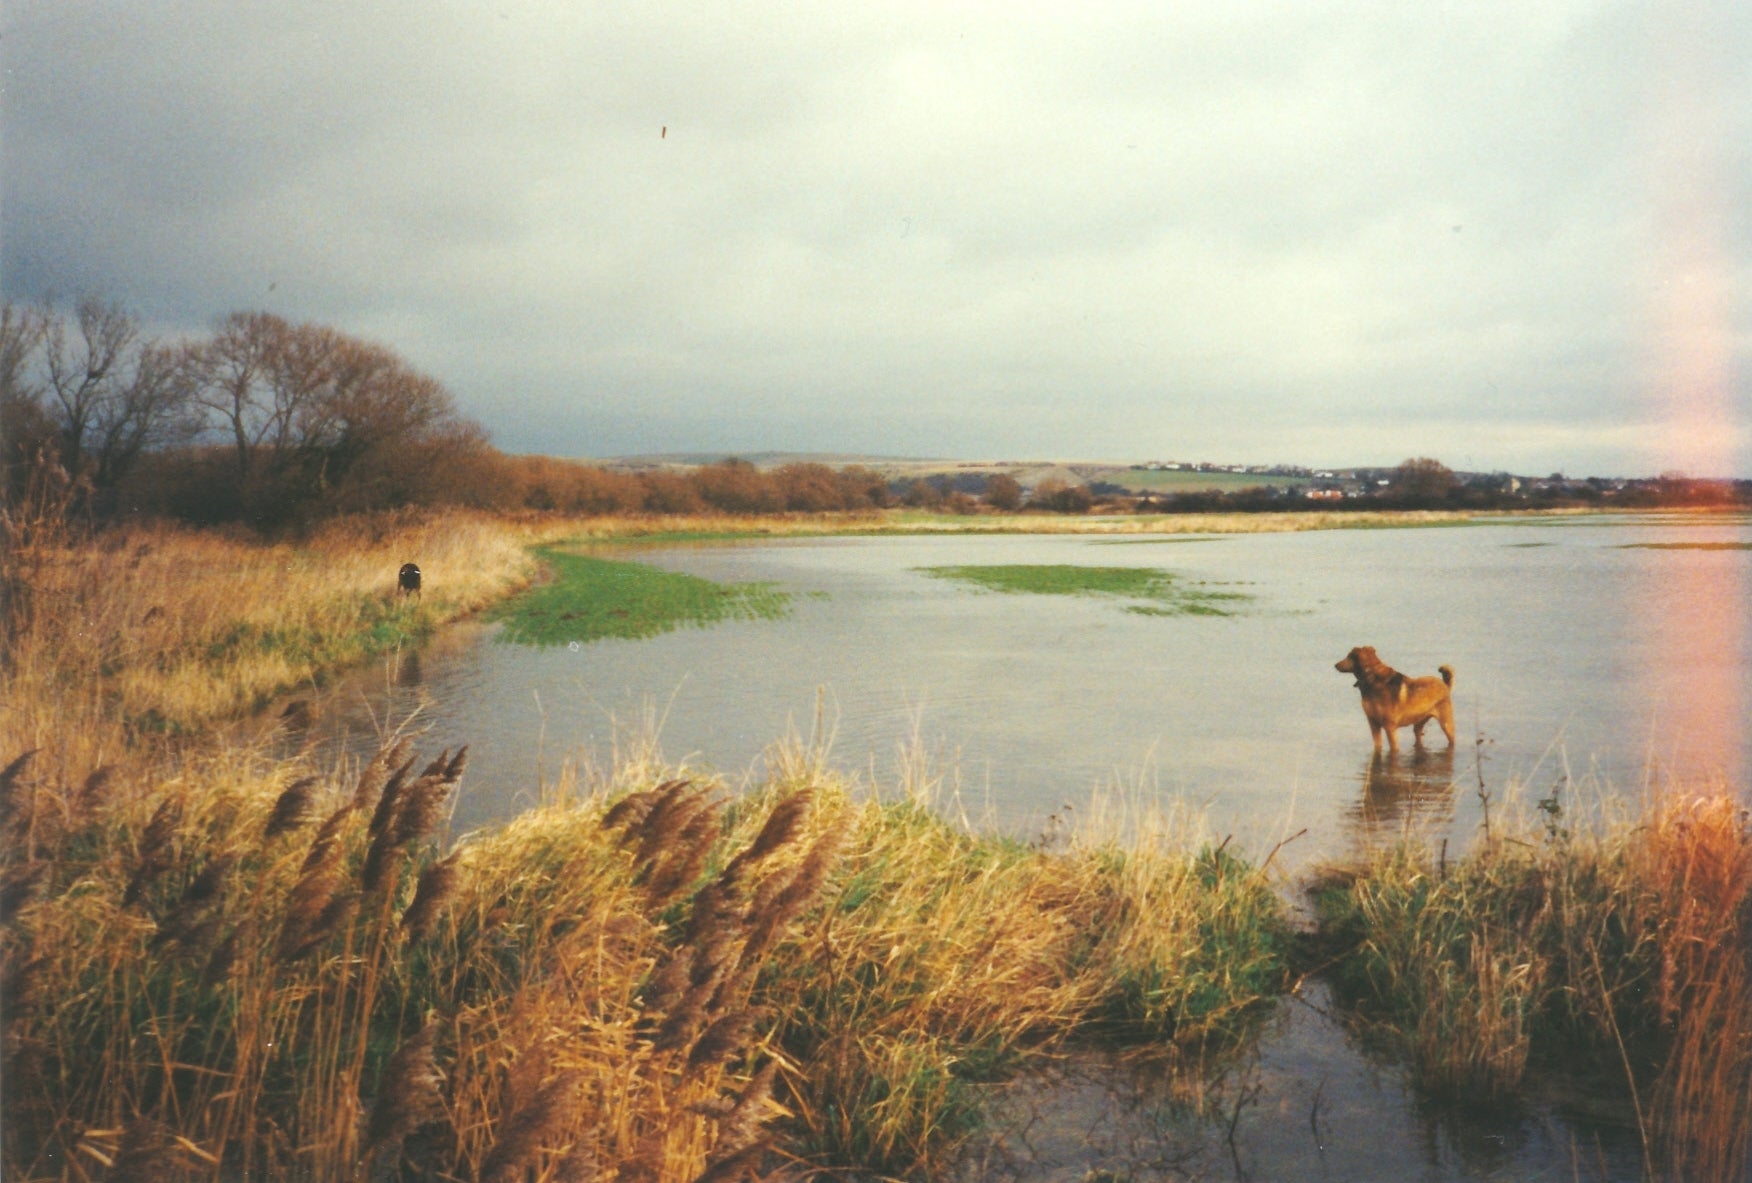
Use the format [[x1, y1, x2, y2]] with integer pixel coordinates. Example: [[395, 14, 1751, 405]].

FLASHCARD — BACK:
[[593, 453, 1307, 493], [599, 452, 932, 470]]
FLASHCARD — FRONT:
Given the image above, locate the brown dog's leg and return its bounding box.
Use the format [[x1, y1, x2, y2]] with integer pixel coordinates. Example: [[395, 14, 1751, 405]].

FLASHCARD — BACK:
[[1437, 700, 1456, 747]]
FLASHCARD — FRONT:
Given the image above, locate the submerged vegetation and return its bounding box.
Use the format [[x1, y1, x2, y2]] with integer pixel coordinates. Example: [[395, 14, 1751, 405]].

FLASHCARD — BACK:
[[920, 562, 1254, 616], [2, 506, 1747, 1180], [490, 548, 794, 645]]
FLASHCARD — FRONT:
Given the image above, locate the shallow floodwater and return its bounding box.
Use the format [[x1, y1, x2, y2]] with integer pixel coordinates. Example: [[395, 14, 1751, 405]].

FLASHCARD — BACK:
[[287, 513, 1749, 1183], [302, 514, 1749, 873]]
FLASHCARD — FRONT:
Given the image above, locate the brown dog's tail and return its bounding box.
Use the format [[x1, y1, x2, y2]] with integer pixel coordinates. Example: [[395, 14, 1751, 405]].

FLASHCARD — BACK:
[[1438, 664, 1454, 686]]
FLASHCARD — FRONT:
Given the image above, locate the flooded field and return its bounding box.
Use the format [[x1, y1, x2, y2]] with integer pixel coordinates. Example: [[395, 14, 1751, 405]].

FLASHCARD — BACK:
[[303, 514, 1748, 868], [284, 513, 1749, 1183]]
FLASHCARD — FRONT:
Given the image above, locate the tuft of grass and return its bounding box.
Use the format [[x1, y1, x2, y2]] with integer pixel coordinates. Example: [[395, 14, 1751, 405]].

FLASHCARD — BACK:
[[490, 548, 793, 645], [1309, 788, 1752, 1179], [919, 563, 1254, 616], [754, 781, 1290, 1175]]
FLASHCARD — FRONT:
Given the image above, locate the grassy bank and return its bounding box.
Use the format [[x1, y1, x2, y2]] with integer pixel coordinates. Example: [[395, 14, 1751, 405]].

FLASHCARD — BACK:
[[1310, 790, 1752, 1180], [4, 511, 538, 745]]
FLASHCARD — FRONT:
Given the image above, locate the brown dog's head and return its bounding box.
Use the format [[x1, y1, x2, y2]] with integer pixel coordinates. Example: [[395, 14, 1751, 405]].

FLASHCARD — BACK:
[[1335, 646, 1390, 685]]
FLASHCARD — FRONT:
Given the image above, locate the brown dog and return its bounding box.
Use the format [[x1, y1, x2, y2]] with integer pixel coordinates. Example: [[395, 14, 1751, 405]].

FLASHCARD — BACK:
[[1335, 646, 1455, 752]]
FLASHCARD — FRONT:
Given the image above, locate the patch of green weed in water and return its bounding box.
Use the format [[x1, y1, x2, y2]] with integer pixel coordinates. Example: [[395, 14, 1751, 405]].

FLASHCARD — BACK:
[[493, 549, 793, 645], [917, 564, 1253, 616], [1617, 541, 1751, 551]]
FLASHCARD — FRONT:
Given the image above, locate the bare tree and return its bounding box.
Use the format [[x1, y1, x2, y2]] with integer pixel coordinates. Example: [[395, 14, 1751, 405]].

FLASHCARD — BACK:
[[87, 341, 201, 490], [191, 311, 291, 483], [185, 312, 489, 523], [17, 299, 201, 503], [0, 303, 55, 505], [42, 298, 139, 478], [983, 473, 1023, 511], [0, 302, 47, 405]]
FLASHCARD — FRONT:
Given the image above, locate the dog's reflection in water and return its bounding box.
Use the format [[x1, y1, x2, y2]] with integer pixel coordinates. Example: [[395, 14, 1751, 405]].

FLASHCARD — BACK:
[[1347, 747, 1457, 846]]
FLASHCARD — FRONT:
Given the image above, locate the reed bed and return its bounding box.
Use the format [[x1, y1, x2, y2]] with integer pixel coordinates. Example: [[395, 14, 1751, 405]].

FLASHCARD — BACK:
[[1, 730, 1293, 1181], [1309, 785, 1752, 1180]]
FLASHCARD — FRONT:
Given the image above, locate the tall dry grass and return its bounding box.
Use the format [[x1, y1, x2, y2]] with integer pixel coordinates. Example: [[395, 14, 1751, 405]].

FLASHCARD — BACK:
[[0, 738, 833, 1180], [1311, 785, 1752, 1180], [1, 731, 1294, 1181], [7, 511, 535, 736]]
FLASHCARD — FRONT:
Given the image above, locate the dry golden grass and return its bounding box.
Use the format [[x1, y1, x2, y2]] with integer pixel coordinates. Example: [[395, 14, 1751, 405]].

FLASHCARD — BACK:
[[3, 511, 537, 785], [1, 724, 1293, 1181]]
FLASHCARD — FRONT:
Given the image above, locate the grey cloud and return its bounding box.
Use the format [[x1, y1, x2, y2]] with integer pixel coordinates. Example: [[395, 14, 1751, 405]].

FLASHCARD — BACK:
[[4, 0, 1748, 476]]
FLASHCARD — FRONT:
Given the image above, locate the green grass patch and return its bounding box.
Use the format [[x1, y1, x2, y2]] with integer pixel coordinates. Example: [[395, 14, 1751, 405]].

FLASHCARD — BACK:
[[491, 548, 793, 645], [918, 564, 1254, 616]]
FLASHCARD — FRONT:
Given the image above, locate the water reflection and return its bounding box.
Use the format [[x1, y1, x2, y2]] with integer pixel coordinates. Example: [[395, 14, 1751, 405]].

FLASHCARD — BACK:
[[952, 980, 1648, 1183], [1347, 748, 1457, 848], [394, 645, 424, 688]]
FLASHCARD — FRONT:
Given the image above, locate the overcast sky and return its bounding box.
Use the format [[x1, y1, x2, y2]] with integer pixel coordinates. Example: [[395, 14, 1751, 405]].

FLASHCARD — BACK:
[[4, 2, 1748, 475]]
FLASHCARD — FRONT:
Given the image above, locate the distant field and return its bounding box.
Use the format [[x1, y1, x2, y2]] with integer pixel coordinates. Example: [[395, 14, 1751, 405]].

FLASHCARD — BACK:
[[595, 453, 1314, 497], [1108, 468, 1314, 493]]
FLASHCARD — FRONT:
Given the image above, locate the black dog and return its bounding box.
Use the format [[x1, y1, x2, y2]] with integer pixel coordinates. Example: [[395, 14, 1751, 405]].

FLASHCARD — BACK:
[[397, 562, 422, 600]]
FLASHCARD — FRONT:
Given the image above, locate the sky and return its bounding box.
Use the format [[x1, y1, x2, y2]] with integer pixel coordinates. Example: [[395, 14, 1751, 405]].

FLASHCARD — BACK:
[[3, 2, 1749, 477]]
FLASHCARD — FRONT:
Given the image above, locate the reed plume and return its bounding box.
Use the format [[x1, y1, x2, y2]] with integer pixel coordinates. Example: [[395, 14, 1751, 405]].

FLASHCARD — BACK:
[[691, 1059, 781, 1183], [0, 750, 37, 831], [365, 1020, 446, 1157], [643, 804, 719, 905], [0, 862, 47, 924], [478, 1066, 584, 1183], [721, 791, 811, 885], [687, 1009, 756, 1072], [364, 753, 464, 892], [263, 776, 320, 839], [72, 764, 115, 825], [366, 755, 417, 838], [352, 736, 414, 812], [150, 854, 234, 954], [600, 784, 661, 832], [277, 854, 346, 962], [402, 850, 462, 940], [122, 797, 183, 907]]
